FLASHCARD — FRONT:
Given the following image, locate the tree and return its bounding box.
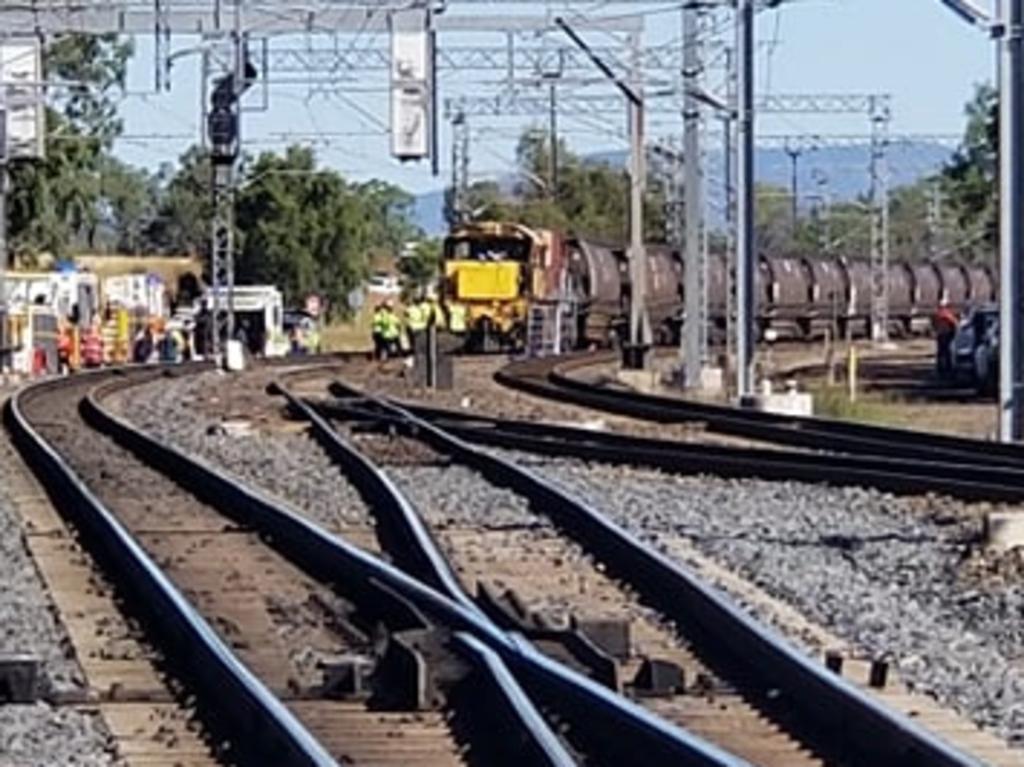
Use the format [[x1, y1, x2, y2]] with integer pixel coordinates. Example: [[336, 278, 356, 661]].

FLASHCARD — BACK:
[[941, 84, 998, 256], [444, 128, 667, 241], [399, 239, 442, 296], [234, 146, 415, 316], [99, 156, 158, 253], [143, 146, 212, 256], [8, 34, 133, 259]]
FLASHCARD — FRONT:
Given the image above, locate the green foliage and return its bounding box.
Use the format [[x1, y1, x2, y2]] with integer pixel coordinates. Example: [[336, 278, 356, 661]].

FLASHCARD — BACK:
[[399, 239, 442, 295], [941, 84, 998, 256], [234, 146, 414, 316], [8, 34, 133, 259], [143, 147, 212, 256], [448, 129, 666, 241]]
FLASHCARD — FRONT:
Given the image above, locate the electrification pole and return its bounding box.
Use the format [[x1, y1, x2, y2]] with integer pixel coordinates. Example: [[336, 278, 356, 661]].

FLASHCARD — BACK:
[[785, 142, 801, 235], [682, 2, 704, 388], [626, 33, 651, 368], [1000, 0, 1024, 440], [937, 0, 1013, 437], [207, 28, 255, 359], [556, 18, 650, 368], [736, 0, 756, 400]]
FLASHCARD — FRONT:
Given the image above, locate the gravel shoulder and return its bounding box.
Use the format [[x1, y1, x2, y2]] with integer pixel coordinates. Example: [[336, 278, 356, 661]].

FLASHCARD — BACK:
[[0, 394, 120, 766], [107, 366, 1024, 752], [107, 369, 373, 536], [502, 452, 1024, 749]]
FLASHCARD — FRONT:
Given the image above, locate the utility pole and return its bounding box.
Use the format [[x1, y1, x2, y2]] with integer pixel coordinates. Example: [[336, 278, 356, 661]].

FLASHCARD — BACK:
[[626, 32, 651, 368], [548, 80, 558, 197], [207, 12, 255, 359], [736, 0, 756, 400], [999, 0, 1024, 440], [555, 17, 650, 368], [869, 95, 890, 343], [785, 140, 802, 236], [451, 110, 470, 224], [937, 0, 1018, 439], [682, 2, 704, 388]]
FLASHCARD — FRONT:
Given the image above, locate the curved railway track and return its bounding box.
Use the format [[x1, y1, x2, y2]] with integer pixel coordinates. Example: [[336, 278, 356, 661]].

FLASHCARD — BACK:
[[495, 354, 1024, 469], [279, 375, 985, 767], [4, 363, 774, 767], [4, 366, 573, 767]]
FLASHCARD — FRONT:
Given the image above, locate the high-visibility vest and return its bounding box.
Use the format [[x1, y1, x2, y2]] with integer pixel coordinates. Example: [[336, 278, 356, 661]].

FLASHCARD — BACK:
[[428, 301, 444, 329], [82, 329, 103, 367], [381, 311, 401, 340], [372, 310, 388, 335], [448, 304, 467, 333], [406, 303, 428, 332]]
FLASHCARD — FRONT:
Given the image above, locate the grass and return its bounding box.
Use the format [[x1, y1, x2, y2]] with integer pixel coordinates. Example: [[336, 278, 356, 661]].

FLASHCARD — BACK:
[[807, 382, 906, 426], [321, 304, 374, 353]]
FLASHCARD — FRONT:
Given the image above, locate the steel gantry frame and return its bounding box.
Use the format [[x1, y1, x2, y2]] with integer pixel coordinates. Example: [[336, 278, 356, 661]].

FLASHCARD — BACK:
[[0, 1, 646, 357]]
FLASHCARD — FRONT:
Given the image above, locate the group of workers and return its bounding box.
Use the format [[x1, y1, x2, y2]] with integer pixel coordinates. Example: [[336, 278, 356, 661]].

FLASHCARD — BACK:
[[55, 313, 193, 374], [371, 296, 467, 360]]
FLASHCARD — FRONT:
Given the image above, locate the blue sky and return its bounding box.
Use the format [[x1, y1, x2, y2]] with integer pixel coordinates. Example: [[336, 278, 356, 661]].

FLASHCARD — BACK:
[[111, 1, 994, 194]]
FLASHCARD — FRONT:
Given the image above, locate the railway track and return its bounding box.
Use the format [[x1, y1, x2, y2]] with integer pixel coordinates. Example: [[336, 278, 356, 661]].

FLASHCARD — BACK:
[[280, 375, 985, 767], [5, 367, 578, 766], [6, 363, 777, 767], [495, 353, 1024, 470]]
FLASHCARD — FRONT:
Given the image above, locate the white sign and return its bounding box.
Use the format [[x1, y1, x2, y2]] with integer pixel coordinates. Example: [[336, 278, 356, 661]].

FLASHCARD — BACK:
[[1, 41, 44, 160], [389, 9, 431, 161]]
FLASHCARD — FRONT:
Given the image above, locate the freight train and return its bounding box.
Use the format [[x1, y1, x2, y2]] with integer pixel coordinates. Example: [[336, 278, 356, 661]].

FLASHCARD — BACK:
[[441, 222, 997, 351]]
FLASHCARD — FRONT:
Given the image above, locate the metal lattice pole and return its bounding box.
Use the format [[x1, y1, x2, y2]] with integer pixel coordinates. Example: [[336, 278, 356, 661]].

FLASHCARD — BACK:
[[869, 95, 891, 343], [451, 111, 470, 224], [682, 2, 704, 388]]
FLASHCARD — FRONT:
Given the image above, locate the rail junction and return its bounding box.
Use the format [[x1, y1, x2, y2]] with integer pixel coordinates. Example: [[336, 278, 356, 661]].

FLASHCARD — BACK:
[[1, 355, 1020, 765]]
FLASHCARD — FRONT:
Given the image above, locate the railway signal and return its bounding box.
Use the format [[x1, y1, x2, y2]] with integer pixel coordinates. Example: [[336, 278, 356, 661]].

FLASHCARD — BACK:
[[206, 45, 257, 359]]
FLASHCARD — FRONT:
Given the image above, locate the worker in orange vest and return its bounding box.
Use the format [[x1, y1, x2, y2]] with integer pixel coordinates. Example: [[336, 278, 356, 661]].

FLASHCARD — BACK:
[[934, 302, 958, 377], [81, 321, 104, 368], [57, 322, 73, 375]]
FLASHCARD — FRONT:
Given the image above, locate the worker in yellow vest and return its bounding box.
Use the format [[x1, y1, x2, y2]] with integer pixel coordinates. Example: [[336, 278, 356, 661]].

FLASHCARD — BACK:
[[405, 299, 428, 354], [447, 303, 467, 335], [380, 303, 401, 358]]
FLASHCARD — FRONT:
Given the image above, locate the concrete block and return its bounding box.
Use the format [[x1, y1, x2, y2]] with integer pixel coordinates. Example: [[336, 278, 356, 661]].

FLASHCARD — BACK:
[[616, 367, 661, 394], [699, 366, 724, 394], [985, 512, 1024, 552]]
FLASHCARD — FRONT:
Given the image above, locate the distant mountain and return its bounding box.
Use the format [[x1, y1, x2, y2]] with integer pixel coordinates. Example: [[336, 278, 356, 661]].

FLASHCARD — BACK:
[[412, 141, 956, 237], [412, 189, 446, 236]]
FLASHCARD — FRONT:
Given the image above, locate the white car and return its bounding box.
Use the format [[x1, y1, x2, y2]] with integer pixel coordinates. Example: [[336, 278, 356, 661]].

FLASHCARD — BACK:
[[367, 273, 401, 295]]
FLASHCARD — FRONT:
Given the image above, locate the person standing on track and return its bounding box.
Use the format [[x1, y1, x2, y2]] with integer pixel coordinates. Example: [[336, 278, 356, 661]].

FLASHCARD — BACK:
[[380, 302, 401, 359], [934, 301, 958, 377], [405, 296, 428, 356], [371, 304, 388, 360]]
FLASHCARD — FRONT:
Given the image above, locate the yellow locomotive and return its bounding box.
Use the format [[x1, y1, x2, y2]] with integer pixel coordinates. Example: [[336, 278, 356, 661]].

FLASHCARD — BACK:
[[442, 221, 567, 351]]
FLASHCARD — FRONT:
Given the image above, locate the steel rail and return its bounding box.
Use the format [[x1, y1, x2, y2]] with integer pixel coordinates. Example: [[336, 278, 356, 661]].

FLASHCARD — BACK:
[[328, 378, 984, 767], [315, 396, 1024, 502], [82, 372, 752, 767], [4, 369, 339, 767], [496, 355, 1024, 468]]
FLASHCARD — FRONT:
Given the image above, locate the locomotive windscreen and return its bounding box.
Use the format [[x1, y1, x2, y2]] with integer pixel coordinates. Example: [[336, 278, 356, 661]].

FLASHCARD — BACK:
[[445, 236, 531, 262]]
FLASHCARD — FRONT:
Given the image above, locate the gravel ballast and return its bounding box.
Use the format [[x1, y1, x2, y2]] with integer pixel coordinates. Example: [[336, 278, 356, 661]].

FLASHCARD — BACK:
[[506, 452, 1024, 749], [0, 705, 117, 767], [0, 411, 118, 765], [113, 371, 371, 532], [109, 369, 1024, 749]]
